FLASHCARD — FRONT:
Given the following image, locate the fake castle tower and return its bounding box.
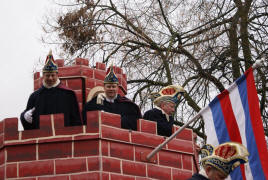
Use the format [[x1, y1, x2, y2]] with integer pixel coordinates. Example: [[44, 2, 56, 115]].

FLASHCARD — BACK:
[[0, 58, 199, 179]]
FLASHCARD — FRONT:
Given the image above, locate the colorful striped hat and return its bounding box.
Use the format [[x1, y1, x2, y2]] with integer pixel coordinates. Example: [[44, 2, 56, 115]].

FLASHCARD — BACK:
[[42, 50, 58, 73], [104, 65, 119, 84], [200, 142, 249, 176], [152, 85, 185, 107]]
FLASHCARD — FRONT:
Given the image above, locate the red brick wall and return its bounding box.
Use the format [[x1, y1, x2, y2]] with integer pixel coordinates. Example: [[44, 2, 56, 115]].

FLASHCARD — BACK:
[[0, 111, 198, 179]]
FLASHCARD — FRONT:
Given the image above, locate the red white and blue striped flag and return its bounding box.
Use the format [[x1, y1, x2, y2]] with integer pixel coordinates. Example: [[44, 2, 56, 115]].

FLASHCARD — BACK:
[[201, 67, 268, 180]]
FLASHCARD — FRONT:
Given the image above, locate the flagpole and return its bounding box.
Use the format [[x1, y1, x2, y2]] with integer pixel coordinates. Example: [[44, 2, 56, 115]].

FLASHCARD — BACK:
[[146, 59, 264, 161]]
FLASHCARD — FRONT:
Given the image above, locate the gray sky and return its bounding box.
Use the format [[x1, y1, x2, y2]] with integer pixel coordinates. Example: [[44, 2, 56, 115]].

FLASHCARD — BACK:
[[0, 0, 57, 123]]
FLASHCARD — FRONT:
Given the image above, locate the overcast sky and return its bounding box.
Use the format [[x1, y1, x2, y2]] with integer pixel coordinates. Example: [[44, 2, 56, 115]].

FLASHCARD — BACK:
[[0, 0, 58, 124]]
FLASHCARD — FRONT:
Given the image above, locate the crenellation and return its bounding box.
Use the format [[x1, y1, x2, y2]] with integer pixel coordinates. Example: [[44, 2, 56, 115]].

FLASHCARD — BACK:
[[96, 62, 106, 71], [114, 66, 123, 74], [0, 110, 198, 179], [173, 125, 193, 141], [74, 58, 89, 66], [137, 119, 157, 135], [3, 118, 19, 141], [100, 112, 121, 128], [21, 115, 53, 140], [85, 111, 100, 134]]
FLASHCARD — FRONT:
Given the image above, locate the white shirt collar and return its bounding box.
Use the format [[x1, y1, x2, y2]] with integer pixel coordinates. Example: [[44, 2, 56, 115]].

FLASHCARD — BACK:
[[105, 94, 117, 103], [42, 79, 60, 89]]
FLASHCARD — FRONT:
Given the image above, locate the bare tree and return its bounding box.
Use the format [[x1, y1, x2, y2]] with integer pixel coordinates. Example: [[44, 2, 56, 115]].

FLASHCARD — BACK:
[[43, 0, 268, 140]]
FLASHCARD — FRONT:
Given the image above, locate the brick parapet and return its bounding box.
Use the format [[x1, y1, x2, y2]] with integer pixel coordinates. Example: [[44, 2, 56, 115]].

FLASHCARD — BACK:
[[0, 58, 199, 179], [0, 111, 198, 179]]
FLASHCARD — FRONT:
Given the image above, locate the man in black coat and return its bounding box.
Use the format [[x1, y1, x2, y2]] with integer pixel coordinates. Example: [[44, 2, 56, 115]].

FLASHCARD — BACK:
[[82, 65, 141, 130], [143, 85, 185, 137], [143, 100, 175, 137], [20, 51, 82, 130]]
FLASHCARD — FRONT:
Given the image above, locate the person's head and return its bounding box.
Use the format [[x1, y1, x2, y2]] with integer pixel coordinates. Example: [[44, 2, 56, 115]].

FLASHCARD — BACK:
[[159, 101, 176, 116], [152, 85, 185, 114], [43, 72, 59, 87], [204, 165, 227, 180], [103, 65, 119, 98], [42, 50, 58, 86], [200, 142, 249, 180], [104, 83, 118, 99]]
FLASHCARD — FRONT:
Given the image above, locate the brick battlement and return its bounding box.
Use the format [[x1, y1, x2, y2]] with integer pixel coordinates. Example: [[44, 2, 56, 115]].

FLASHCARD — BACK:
[[0, 111, 198, 179], [0, 58, 199, 179]]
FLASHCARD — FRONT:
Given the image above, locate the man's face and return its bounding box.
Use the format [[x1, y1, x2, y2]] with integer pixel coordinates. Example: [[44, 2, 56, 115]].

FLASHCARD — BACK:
[[43, 72, 58, 87], [104, 83, 118, 99], [161, 102, 176, 116], [206, 166, 227, 180]]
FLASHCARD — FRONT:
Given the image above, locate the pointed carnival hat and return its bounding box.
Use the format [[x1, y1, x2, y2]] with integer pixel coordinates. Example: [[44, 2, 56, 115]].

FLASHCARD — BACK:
[[104, 64, 119, 84], [42, 50, 58, 73], [152, 85, 185, 107], [200, 142, 249, 176]]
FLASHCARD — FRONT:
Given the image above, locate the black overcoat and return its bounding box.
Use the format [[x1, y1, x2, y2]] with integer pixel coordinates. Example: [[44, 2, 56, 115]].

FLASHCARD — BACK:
[[21, 84, 82, 130], [143, 108, 174, 137], [83, 95, 141, 130]]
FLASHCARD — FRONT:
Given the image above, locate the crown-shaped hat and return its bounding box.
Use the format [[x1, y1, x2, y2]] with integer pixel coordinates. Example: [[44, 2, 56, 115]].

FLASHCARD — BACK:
[[104, 65, 119, 84], [152, 85, 185, 107], [42, 50, 58, 73], [200, 142, 249, 176]]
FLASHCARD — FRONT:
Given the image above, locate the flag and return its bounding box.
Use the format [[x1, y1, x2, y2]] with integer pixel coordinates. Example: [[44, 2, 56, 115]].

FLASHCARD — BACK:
[[201, 67, 268, 180]]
